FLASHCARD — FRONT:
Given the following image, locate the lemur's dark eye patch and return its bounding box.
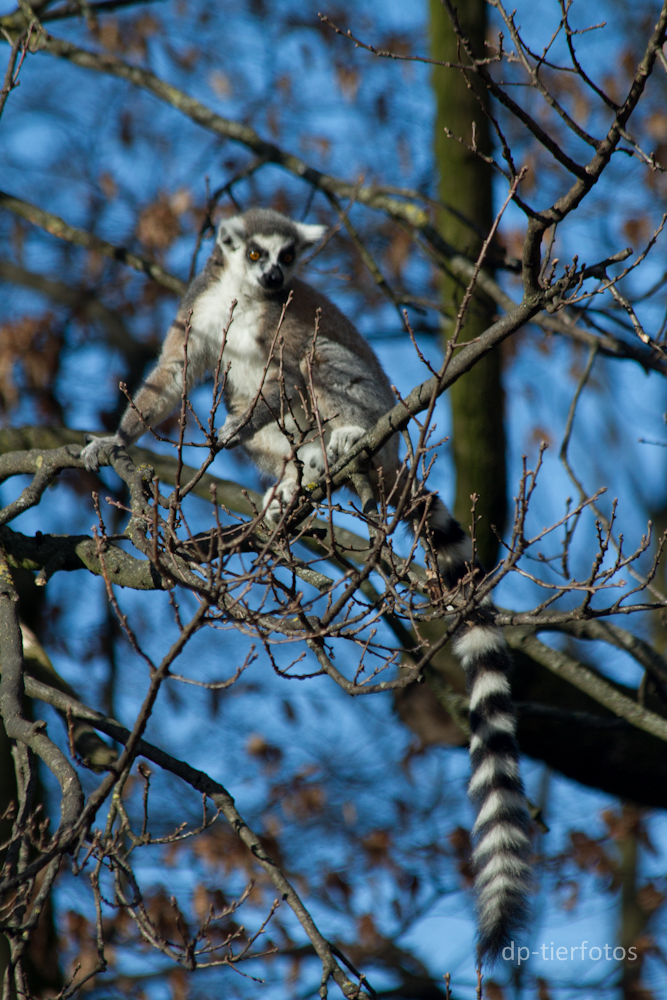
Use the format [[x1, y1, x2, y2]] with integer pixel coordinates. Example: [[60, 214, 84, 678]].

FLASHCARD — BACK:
[[280, 247, 295, 265]]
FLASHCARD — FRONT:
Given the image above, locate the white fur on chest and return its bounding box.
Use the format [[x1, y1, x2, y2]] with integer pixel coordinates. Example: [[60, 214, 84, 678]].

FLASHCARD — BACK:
[[192, 273, 268, 396]]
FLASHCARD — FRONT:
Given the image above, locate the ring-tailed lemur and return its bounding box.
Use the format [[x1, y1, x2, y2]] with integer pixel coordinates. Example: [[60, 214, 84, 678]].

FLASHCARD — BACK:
[[80, 208, 531, 960]]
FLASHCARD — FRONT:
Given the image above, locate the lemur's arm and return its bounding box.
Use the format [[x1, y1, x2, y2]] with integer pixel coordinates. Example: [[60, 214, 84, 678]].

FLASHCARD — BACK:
[[80, 312, 208, 472]]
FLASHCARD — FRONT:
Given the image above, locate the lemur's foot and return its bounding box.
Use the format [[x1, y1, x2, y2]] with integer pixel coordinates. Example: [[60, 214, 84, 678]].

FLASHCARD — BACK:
[[263, 480, 299, 523], [217, 414, 245, 449], [326, 425, 366, 465], [298, 441, 327, 482], [80, 434, 120, 473]]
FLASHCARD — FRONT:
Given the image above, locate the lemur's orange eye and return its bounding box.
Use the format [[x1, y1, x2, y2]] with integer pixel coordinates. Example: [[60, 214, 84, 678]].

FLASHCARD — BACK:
[[248, 249, 261, 261], [282, 252, 294, 264]]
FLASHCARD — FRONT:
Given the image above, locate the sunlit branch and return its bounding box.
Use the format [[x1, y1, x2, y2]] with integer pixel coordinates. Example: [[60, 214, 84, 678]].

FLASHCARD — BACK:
[[0, 189, 186, 295], [507, 628, 667, 743]]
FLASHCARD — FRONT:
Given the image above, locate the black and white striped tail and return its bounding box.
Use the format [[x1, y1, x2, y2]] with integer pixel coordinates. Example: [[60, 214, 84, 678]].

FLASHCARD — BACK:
[[427, 498, 533, 961]]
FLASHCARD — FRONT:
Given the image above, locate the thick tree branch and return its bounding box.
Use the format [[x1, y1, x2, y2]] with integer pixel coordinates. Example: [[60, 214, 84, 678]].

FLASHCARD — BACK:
[[0, 0, 161, 31], [2, 30, 429, 226], [508, 628, 667, 743], [538, 618, 667, 689], [0, 525, 165, 590], [306, 297, 542, 504], [0, 427, 372, 564], [0, 190, 186, 296]]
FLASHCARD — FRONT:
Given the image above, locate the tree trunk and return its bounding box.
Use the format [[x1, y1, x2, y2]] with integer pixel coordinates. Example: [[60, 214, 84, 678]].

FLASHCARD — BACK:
[[429, 0, 506, 568]]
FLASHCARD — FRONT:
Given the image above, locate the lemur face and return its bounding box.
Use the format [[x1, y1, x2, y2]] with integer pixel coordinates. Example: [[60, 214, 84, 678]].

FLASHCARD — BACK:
[[243, 233, 298, 294], [216, 209, 326, 298]]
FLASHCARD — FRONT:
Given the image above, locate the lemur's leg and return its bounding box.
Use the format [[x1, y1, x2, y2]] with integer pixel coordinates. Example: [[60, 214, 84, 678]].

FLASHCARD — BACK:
[[251, 421, 318, 523], [261, 434, 330, 522]]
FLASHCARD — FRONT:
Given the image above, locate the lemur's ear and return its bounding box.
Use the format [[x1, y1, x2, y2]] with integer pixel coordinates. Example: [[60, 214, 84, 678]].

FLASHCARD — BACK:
[[216, 216, 246, 251], [294, 222, 327, 249]]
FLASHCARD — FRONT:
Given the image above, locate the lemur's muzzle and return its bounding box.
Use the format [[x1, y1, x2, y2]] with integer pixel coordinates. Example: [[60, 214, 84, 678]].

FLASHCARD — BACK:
[[259, 265, 284, 291]]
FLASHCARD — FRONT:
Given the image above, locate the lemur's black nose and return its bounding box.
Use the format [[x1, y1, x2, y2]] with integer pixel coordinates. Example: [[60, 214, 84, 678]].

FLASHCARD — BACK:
[[260, 265, 284, 290]]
